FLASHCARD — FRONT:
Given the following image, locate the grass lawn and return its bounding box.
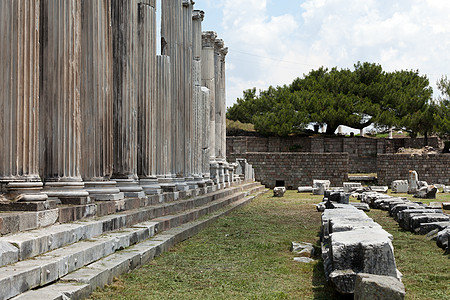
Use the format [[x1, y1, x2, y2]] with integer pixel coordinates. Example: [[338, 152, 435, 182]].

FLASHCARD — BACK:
[[90, 190, 449, 300]]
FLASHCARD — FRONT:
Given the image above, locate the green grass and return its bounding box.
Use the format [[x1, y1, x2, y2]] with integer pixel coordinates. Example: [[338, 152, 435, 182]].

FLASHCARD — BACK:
[[90, 191, 449, 300], [366, 209, 450, 300], [90, 191, 344, 300]]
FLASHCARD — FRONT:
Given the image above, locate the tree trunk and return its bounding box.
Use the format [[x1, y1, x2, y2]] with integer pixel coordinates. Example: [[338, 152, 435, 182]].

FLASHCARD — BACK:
[[326, 124, 339, 135], [424, 131, 429, 147]]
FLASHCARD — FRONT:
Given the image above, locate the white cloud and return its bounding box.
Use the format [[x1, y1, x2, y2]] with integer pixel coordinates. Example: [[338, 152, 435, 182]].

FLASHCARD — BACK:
[[195, 0, 450, 107]]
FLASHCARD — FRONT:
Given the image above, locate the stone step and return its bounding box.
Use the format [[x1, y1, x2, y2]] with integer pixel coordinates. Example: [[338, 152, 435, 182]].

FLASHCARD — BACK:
[[10, 188, 267, 300], [1, 183, 266, 300], [0, 182, 260, 268], [0, 181, 260, 237]]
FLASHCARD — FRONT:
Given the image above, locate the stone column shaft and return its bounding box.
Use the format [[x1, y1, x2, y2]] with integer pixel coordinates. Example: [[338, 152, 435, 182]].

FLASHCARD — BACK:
[[111, 0, 145, 198], [161, 0, 183, 178], [40, 0, 88, 202], [0, 0, 47, 203], [192, 10, 204, 180], [80, 0, 123, 201], [137, 2, 161, 195], [214, 39, 225, 161], [182, 0, 194, 180], [201, 31, 217, 163], [156, 55, 172, 178]]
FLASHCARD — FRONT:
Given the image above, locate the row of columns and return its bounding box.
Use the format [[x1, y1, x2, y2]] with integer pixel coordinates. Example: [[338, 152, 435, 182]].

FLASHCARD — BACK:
[[0, 0, 230, 208]]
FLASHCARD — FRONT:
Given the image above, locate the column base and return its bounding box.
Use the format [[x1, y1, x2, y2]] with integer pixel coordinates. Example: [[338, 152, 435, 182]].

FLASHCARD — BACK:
[[185, 176, 199, 190], [43, 181, 91, 205], [140, 178, 162, 195], [114, 179, 147, 199], [84, 181, 125, 201], [3, 181, 49, 202]]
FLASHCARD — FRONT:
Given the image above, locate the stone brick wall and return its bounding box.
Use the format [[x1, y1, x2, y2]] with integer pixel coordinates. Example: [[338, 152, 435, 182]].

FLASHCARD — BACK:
[[377, 154, 450, 186], [227, 136, 439, 174], [228, 152, 349, 189]]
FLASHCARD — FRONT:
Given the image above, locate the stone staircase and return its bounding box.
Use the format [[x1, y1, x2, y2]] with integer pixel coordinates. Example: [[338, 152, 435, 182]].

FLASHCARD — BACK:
[[0, 182, 267, 300]]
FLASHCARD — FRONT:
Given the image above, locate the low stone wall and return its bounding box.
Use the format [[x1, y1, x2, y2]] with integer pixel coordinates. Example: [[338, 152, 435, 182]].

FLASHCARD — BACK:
[[377, 154, 450, 186], [228, 152, 348, 189]]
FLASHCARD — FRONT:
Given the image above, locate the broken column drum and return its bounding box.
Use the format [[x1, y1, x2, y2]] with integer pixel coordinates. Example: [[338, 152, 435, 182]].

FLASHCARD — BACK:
[[0, 0, 47, 202], [137, 1, 160, 195], [80, 0, 124, 201], [161, 0, 184, 178], [192, 10, 206, 180], [40, 0, 89, 202], [111, 0, 145, 198]]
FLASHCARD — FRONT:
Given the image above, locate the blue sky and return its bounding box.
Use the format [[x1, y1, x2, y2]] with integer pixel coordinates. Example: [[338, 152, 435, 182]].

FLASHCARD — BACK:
[[160, 1, 450, 110]]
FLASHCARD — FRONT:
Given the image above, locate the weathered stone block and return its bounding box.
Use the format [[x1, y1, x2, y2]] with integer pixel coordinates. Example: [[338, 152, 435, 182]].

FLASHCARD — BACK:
[[354, 273, 405, 300], [392, 180, 408, 193], [273, 187, 286, 197], [313, 180, 331, 195], [0, 242, 19, 267]]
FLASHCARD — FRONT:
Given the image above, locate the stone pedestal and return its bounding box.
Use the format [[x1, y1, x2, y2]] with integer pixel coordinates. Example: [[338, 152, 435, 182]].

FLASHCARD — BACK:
[[111, 0, 145, 199], [137, 2, 161, 196], [40, 0, 89, 203], [0, 0, 48, 206], [80, 0, 124, 201]]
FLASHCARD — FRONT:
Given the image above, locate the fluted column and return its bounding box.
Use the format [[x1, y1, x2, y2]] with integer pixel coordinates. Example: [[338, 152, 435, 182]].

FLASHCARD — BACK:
[[111, 0, 145, 199], [137, 1, 160, 195], [201, 31, 218, 183], [200, 87, 211, 178], [156, 55, 172, 179], [161, 0, 183, 180], [192, 10, 205, 181], [182, 0, 194, 182], [80, 0, 124, 201], [0, 0, 48, 204], [220, 46, 230, 186], [40, 0, 89, 202], [213, 38, 225, 186]]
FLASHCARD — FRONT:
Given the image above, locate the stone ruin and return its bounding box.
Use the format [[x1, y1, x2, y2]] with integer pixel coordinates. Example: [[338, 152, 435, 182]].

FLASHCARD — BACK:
[[391, 170, 446, 199], [0, 0, 257, 212], [357, 191, 450, 253], [0, 2, 263, 299], [320, 201, 403, 296]]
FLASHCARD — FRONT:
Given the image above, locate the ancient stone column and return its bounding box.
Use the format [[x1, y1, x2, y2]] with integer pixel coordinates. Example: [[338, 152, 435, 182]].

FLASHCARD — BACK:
[[111, 0, 146, 199], [201, 31, 218, 182], [220, 46, 229, 186], [156, 55, 172, 179], [40, 0, 89, 203], [80, 0, 124, 201], [192, 10, 205, 182], [182, 0, 194, 185], [137, 1, 161, 195], [161, 0, 183, 180], [0, 0, 48, 205], [214, 38, 226, 186]]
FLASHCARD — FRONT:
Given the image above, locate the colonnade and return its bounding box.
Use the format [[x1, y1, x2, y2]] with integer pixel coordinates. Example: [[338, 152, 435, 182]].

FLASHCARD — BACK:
[[0, 0, 231, 209]]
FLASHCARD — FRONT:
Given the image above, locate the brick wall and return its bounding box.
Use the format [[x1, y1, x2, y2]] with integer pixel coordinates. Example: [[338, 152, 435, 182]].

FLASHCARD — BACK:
[[227, 136, 440, 174], [377, 154, 450, 186], [228, 152, 349, 189]]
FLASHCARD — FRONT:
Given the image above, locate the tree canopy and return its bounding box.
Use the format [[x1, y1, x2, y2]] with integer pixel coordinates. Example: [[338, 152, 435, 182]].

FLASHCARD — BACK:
[[227, 62, 444, 137]]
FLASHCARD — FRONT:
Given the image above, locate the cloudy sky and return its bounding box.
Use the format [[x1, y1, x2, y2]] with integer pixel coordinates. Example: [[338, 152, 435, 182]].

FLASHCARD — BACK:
[[183, 0, 450, 109]]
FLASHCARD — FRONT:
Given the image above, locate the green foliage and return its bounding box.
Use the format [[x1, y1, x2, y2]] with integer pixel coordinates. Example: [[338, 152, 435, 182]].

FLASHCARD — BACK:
[[434, 76, 450, 139], [227, 62, 439, 137]]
